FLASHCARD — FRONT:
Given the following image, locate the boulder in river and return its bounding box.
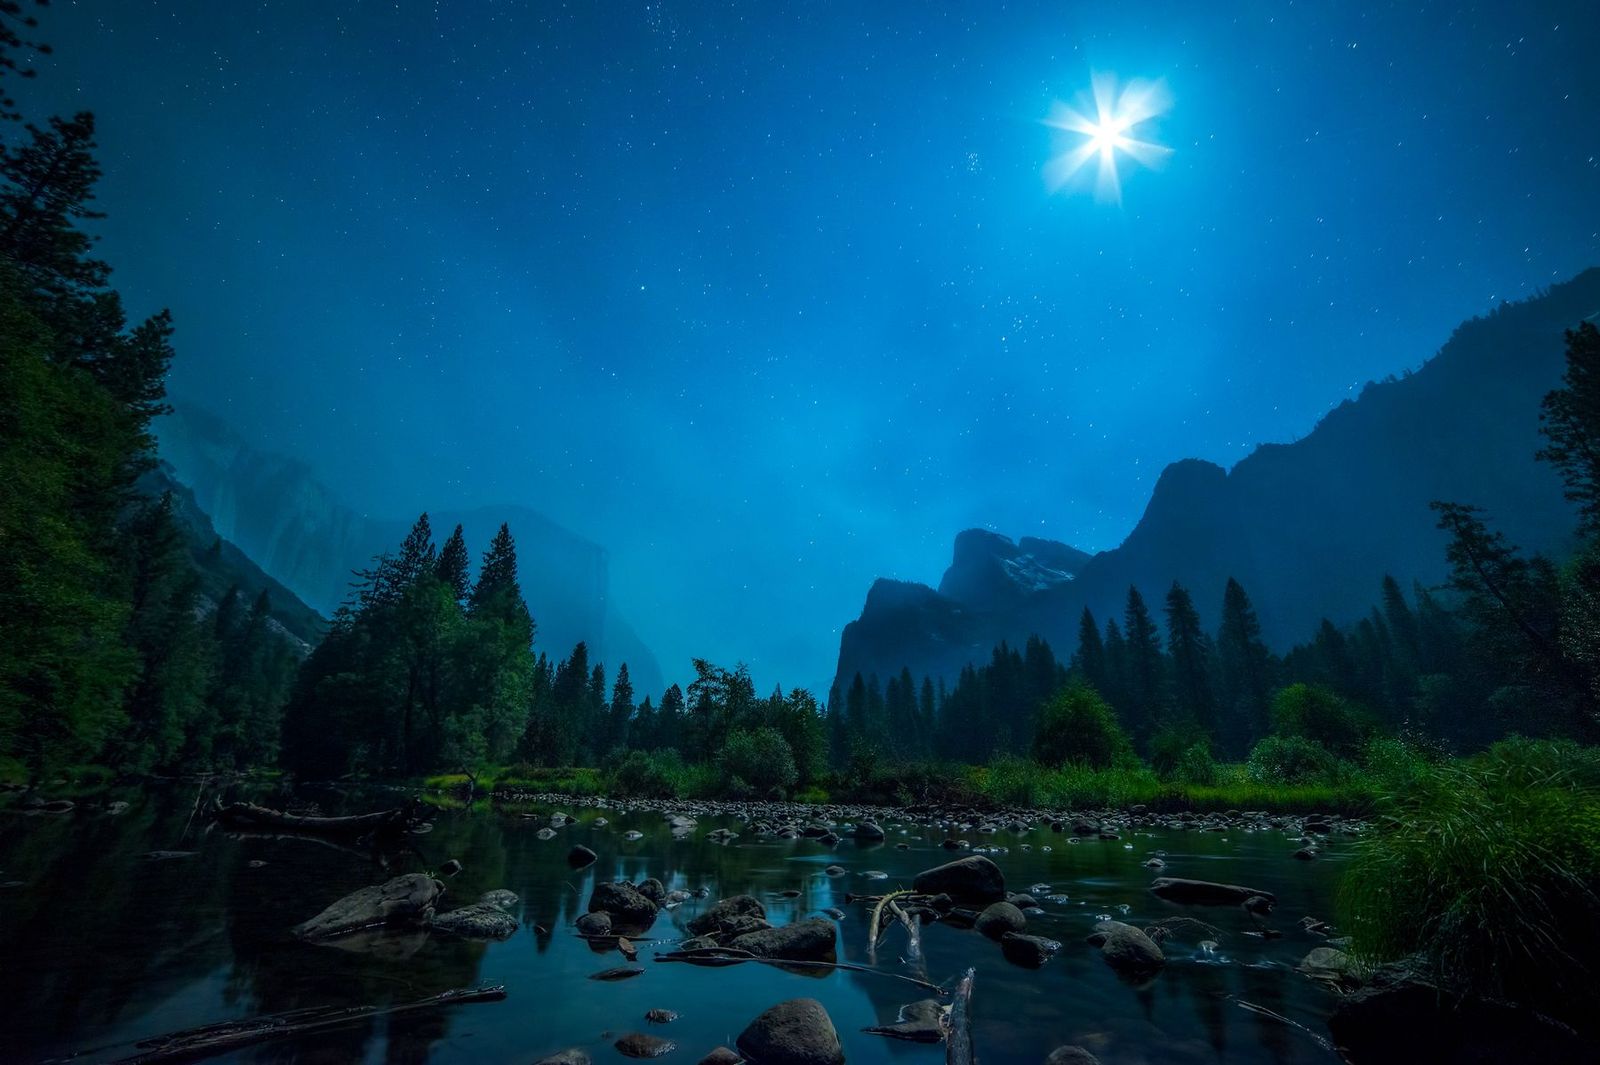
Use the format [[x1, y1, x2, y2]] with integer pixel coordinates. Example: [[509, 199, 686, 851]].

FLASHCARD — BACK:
[[576, 911, 613, 936], [1044, 1047, 1101, 1065], [590, 881, 660, 929], [729, 918, 837, 961], [854, 820, 885, 841], [430, 901, 519, 939], [736, 998, 845, 1065], [688, 894, 767, 937], [479, 888, 518, 910], [863, 999, 945, 1043], [1150, 877, 1277, 907], [1086, 920, 1165, 977], [912, 855, 1006, 903], [567, 844, 598, 868], [975, 901, 1027, 940], [292, 873, 444, 940], [699, 1048, 742, 1065]]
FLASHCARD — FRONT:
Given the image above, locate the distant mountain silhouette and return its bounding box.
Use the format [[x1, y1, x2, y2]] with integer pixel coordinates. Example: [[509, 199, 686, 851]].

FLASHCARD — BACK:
[[833, 268, 1600, 699], [154, 403, 665, 697], [141, 462, 327, 651]]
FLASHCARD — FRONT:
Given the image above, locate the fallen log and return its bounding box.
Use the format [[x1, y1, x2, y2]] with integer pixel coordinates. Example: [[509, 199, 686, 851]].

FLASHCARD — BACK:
[[211, 798, 425, 837], [103, 985, 506, 1065]]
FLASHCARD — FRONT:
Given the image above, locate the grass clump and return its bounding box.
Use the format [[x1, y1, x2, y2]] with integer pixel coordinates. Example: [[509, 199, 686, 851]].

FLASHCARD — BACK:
[[1341, 736, 1600, 1026]]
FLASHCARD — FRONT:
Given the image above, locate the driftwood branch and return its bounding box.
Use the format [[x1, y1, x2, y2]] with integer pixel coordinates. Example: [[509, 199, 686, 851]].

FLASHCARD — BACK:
[[101, 985, 506, 1065]]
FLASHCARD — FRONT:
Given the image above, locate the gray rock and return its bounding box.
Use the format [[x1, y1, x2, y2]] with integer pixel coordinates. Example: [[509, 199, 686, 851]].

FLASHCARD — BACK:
[[591, 965, 646, 981], [687, 894, 767, 937], [1086, 920, 1165, 976], [637, 877, 667, 902], [646, 1008, 679, 1024], [855, 820, 885, 840], [292, 873, 444, 940], [615, 1032, 677, 1058], [736, 998, 844, 1065], [1044, 1047, 1101, 1065], [912, 855, 1006, 903], [1150, 877, 1277, 906], [567, 844, 598, 868], [975, 901, 1027, 940], [590, 881, 659, 929], [430, 901, 519, 939], [1000, 932, 1061, 968], [863, 999, 944, 1043], [439, 858, 463, 876], [1242, 894, 1274, 915], [576, 911, 612, 936], [729, 919, 837, 962], [698, 1048, 742, 1065]]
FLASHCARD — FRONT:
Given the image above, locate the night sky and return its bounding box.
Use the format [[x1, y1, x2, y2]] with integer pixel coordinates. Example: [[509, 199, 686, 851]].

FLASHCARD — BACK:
[[29, 1, 1600, 694]]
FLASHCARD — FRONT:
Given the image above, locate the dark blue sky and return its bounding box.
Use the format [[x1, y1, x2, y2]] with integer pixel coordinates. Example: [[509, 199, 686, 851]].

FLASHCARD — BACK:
[[32, 1, 1600, 693]]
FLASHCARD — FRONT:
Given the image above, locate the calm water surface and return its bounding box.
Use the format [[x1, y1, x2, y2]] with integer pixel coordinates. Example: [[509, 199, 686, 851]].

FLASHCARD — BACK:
[[0, 787, 1352, 1064]]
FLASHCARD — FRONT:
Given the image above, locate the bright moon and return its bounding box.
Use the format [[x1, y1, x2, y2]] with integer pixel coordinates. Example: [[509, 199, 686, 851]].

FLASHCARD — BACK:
[[1045, 74, 1173, 203]]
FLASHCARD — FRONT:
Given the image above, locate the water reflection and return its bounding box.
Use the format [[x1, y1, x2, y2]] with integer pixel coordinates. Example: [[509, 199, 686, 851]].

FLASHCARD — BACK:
[[0, 789, 1349, 1064]]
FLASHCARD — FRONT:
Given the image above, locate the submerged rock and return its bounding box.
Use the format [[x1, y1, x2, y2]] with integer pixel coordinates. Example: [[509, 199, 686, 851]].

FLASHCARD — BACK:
[[1044, 1047, 1101, 1065], [567, 844, 598, 868], [854, 820, 885, 841], [729, 919, 837, 961], [534, 1051, 591, 1065], [912, 855, 1006, 903], [292, 873, 444, 940], [479, 888, 518, 910], [1150, 877, 1277, 907], [430, 901, 519, 939], [591, 965, 646, 981], [646, 1008, 679, 1024], [736, 998, 845, 1065], [1086, 920, 1165, 977], [698, 1048, 742, 1065]]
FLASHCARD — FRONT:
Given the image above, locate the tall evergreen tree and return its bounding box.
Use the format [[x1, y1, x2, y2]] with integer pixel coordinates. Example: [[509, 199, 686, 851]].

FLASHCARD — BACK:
[[1122, 586, 1165, 745], [1072, 608, 1108, 695], [1538, 322, 1600, 537], [1164, 581, 1215, 735], [435, 524, 471, 605], [1216, 577, 1273, 755]]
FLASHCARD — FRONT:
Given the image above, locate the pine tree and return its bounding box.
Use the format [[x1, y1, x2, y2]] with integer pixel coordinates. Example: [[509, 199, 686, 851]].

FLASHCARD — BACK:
[[1122, 586, 1165, 745], [1216, 577, 1273, 754], [1537, 322, 1600, 537], [1164, 581, 1215, 736], [392, 513, 436, 587], [0, 112, 110, 303], [1073, 607, 1107, 695], [606, 662, 634, 753], [435, 523, 471, 604]]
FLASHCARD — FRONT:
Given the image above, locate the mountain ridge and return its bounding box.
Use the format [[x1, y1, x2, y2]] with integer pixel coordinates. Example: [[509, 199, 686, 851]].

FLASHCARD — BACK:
[[833, 268, 1600, 698]]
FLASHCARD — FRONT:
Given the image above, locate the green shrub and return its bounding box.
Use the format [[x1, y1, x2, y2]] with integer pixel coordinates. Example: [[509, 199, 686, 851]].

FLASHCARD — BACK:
[[1341, 737, 1600, 1026], [1175, 742, 1219, 786], [717, 727, 798, 798], [1246, 733, 1342, 785], [607, 748, 686, 799], [1032, 685, 1132, 769], [1270, 683, 1370, 755]]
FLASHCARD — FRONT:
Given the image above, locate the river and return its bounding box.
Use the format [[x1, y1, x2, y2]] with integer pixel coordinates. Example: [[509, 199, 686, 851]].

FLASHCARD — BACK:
[[0, 786, 1354, 1064]]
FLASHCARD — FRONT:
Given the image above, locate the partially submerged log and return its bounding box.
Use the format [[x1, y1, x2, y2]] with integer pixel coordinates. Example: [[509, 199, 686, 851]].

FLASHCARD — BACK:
[[106, 985, 506, 1064], [212, 798, 426, 837]]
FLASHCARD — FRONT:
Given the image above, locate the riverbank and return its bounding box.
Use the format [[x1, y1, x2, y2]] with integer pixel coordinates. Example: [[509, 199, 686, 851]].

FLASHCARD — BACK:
[[420, 758, 1389, 817]]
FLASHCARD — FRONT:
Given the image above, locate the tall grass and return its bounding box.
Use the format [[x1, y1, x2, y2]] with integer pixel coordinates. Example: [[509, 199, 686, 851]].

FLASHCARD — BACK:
[[1340, 737, 1600, 1025]]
